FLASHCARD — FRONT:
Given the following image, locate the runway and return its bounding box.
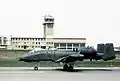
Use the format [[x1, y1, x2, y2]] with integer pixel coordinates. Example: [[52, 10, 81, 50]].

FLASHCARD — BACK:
[[0, 67, 120, 81], [0, 67, 120, 71]]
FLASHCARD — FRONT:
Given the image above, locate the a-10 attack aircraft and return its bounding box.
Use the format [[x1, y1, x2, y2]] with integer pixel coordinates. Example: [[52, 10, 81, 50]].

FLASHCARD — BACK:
[[19, 43, 116, 71]]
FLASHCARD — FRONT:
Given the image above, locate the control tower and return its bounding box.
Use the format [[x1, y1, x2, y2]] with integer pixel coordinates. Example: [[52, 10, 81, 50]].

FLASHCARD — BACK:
[[43, 15, 54, 38], [43, 15, 54, 47]]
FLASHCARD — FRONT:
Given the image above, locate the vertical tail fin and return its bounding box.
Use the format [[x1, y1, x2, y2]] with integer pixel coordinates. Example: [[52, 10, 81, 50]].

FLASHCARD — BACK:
[[97, 43, 105, 53], [103, 43, 116, 61]]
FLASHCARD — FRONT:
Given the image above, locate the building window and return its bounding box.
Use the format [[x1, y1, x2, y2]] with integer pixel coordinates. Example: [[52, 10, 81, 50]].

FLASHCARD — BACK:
[[32, 42, 34, 44], [41, 46, 46, 49], [4, 37, 6, 40], [60, 43, 66, 47], [41, 38, 45, 41], [73, 43, 79, 48], [4, 41, 6, 44], [36, 42, 37, 44], [47, 42, 53, 44], [24, 42, 26, 44], [18, 46, 20, 48], [67, 43, 72, 49], [0, 40, 1, 44], [80, 43, 85, 47], [39, 42, 40, 44], [32, 46, 34, 48], [54, 43, 59, 47]]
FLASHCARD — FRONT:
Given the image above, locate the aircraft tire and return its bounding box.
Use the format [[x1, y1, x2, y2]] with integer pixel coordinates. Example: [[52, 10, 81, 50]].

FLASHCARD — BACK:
[[63, 64, 68, 70], [63, 64, 73, 71], [68, 65, 73, 70], [34, 67, 38, 71]]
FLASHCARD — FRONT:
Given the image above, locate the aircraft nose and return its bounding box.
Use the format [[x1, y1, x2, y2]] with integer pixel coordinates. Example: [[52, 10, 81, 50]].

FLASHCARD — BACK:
[[19, 57, 25, 61], [18, 53, 29, 61]]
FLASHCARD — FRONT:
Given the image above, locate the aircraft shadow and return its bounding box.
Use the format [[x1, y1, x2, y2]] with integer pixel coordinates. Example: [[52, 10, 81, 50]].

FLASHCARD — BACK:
[[54, 68, 112, 72]]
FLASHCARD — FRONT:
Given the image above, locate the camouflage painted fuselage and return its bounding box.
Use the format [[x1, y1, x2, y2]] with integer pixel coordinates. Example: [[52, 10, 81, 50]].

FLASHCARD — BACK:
[[19, 50, 79, 62]]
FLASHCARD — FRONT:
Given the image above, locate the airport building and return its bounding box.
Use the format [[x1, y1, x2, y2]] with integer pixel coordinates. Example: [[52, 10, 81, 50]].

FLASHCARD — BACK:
[[10, 37, 86, 50], [8, 15, 86, 50], [0, 36, 7, 49]]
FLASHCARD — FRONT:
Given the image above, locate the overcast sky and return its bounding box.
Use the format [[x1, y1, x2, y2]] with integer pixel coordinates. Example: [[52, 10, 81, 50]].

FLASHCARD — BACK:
[[0, 0, 120, 48]]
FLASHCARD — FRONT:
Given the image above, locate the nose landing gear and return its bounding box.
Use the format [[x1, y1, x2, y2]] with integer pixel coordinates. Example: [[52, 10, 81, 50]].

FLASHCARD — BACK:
[[34, 66, 39, 70], [34, 62, 39, 71]]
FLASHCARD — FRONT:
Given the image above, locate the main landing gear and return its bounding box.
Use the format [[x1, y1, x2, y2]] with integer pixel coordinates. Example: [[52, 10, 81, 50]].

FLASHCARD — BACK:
[[63, 62, 74, 71]]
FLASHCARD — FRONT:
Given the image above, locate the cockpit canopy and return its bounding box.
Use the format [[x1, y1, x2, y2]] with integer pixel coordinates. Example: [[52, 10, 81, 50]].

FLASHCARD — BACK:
[[28, 47, 58, 54]]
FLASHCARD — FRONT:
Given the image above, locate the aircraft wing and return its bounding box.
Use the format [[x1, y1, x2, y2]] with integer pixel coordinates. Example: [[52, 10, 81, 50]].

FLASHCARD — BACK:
[[55, 54, 84, 63]]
